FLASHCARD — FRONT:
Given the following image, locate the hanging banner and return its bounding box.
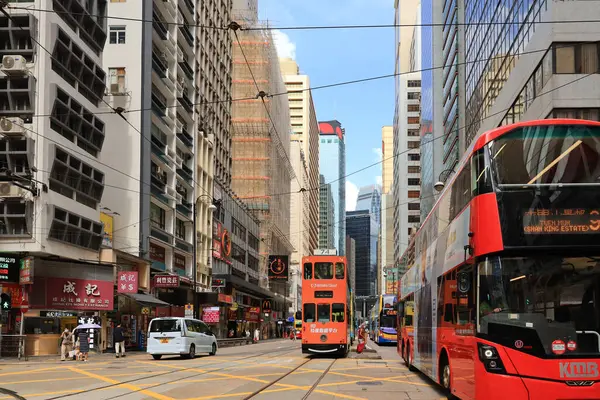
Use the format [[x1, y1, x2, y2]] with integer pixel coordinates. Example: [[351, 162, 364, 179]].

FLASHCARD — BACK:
[[19, 256, 34, 285], [267, 255, 289, 281]]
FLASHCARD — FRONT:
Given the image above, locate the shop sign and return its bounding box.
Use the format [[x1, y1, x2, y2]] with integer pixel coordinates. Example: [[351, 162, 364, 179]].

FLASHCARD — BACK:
[[268, 255, 289, 281], [117, 271, 138, 294], [40, 311, 77, 317], [212, 238, 222, 259], [141, 307, 150, 315], [262, 299, 272, 314], [100, 212, 114, 248], [218, 293, 233, 304], [173, 253, 186, 271], [149, 243, 166, 263], [230, 302, 238, 311], [153, 275, 180, 288], [19, 256, 34, 285], [78, 316, 101, 325], [248, 307, 260, 314], [185, 303, 194, 318], [212, 278, 226, 288], [245, 312, 259, 322], [46, 278, 114, 311], [202, 307, 220, 324], [0, 254, 20, 283]]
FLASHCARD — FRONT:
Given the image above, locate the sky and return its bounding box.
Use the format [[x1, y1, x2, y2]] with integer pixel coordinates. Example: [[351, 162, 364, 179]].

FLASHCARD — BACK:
[[258, 0, 395, 211]]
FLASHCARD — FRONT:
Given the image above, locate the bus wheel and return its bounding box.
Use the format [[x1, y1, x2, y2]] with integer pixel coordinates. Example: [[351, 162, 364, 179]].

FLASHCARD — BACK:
[[439, 354, 452, 395], [405, 345, 416, 371]]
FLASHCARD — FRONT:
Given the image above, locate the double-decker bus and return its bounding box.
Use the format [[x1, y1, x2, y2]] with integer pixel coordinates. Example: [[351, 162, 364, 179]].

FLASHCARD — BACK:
[[397, 119, 600, 399], [301, 255, 350, 356], [369, 294, 398, 344]]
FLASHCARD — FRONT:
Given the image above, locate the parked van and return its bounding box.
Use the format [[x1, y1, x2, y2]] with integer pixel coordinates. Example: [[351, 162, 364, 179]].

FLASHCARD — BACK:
[[147, 317, 218, 360]]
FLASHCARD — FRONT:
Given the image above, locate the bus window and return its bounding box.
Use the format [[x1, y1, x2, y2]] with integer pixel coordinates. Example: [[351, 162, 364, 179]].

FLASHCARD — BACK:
[[303, 303, 315, 322], [335, 263, 345, 279], [332, 303, 345, 322], [314, 263, 333, 279], [317, 304, 330, 322], [304, 263, 313, 279]]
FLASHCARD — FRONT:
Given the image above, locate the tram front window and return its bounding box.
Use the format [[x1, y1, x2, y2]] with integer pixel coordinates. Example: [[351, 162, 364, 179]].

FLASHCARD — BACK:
[[478, 256, 600, 357]]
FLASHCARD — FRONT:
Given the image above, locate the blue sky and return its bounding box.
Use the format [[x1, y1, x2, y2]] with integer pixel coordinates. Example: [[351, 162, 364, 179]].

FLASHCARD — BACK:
[[258, 0, 395, 211]]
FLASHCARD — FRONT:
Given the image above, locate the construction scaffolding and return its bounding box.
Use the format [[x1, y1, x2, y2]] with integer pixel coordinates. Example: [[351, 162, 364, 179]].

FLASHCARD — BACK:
[[231, 24, 296, 292]]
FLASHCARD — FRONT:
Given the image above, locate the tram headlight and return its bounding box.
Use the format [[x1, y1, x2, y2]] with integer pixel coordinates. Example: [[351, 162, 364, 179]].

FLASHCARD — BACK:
[[320, 334, 327, 342], [477, 343, 507, 375]]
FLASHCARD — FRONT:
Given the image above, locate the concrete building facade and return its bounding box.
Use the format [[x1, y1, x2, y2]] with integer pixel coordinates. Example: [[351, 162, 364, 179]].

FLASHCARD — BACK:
[[318, 174, 335, 249]]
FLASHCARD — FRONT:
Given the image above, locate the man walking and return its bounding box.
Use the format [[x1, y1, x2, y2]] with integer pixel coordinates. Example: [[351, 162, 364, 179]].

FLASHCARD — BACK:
[[113, 323, 126, 358]]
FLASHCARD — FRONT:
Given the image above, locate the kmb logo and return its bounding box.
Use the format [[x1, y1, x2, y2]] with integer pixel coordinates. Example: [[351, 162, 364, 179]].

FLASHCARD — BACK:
[[559, 362, 599, 378]]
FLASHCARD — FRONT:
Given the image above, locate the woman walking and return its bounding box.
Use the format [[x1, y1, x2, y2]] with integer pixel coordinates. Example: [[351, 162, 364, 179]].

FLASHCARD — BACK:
[[60, 329, 73, 361], [77, 330, 90, 362]]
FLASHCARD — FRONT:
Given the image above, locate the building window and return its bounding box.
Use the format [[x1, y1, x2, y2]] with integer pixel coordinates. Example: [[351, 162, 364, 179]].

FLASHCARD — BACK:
[[231, 243, 245, 264], [407, 104, 420, 112], [109, 26, 126, 44], [408, 215, 420, 223], [248, 254, 259, 271], [408, 190, 420, 199], [0, 199, 32, 237], [551, 108, 600, 121], [408, 203, 420, 211], [554, 43, 599, 74], [248, 233, 259, 251], [407, 92, 420, 100], [408, 130, 420, 136], [109, 67, 126, 94], [150, 203, 166, 230], [175, 219, 186, 240], [408, 154, 420, 161], [407, 117, 420, 124], [408, 166, 420, 173], [408, 80, 421, 87], [232, 217, 246, 239], [408, 178, 420, 186], [48, 206, 103, 251], [407, 141, 420, 149]]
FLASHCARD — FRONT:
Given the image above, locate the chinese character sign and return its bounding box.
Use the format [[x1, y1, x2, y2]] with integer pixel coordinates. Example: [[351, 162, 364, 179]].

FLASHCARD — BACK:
[[117, 271, 139, 294], [153, 275, 180, 288], [202, 307, 220, 324], [46, 278, 114, 310]]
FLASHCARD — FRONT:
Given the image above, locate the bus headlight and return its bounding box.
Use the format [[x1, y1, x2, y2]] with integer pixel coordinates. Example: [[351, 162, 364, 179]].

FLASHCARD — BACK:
[[477, 343, 507, 375], [320, 334, 327, 342]]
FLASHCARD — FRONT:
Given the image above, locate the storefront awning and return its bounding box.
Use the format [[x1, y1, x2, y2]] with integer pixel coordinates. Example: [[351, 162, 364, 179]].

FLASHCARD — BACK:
[[123, 293, 170, 307]]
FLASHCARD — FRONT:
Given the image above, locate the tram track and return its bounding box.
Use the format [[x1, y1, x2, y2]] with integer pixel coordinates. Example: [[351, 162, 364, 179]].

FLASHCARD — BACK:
[[46, 343, 300, 400], [243, 357, 338, 400]]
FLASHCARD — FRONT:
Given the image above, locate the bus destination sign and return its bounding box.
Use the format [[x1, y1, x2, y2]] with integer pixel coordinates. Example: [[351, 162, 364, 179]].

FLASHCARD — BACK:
[[523, 209, 600, 234]]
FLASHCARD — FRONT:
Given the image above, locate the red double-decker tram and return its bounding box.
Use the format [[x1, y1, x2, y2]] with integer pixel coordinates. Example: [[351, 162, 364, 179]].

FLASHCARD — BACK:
[[301, 255, 350, 356], [397, 119, 600, 399]]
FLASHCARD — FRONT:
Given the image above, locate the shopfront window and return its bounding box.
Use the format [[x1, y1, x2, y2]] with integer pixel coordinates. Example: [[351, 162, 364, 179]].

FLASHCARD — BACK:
[[317, 304, 330, 323], [303, 303, 315, 322], [314, 263, 333, 279]]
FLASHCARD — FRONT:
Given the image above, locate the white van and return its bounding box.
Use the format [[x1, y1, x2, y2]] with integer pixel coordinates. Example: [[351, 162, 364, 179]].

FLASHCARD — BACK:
[[147, 317, 218, 360]]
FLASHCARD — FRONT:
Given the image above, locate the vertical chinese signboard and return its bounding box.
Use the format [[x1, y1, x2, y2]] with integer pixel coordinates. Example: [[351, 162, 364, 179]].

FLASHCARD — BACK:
[[117, 271, 139, 294], [19, 256, 34, 285]]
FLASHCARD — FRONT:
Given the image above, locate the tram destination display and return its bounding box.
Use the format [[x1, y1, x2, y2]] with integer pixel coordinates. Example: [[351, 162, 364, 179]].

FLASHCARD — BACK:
[[522, 208, 600, 234]]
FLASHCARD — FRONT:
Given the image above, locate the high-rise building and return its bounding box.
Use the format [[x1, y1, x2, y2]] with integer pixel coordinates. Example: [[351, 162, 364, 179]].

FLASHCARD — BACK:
[[280, 58, 319, 263], [380, 126, 395, 292], [356, 185, 382, 226], [393, 0, 424, 266], [464, 1, 600, 140], [319, 120, 346, 255], [346, 210, 378, 297], [381, 126, 394, 194], [345, 235, 356, 296], [319, 174, 335, 249], [102, 1, 215, 304], [230, 17, 294, 308]]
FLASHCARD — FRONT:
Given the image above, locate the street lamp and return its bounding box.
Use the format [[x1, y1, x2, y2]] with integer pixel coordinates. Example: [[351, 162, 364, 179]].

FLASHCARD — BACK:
[[434, 168, 456, 192], [193, 194, 217, 318]]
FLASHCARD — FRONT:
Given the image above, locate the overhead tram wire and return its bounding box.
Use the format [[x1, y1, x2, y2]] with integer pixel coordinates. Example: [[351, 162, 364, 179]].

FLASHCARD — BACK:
[[9, 5, 600, 31]]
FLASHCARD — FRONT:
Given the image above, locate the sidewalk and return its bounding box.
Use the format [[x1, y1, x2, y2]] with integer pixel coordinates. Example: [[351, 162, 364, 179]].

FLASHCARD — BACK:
[[348, 339, 382, 359]]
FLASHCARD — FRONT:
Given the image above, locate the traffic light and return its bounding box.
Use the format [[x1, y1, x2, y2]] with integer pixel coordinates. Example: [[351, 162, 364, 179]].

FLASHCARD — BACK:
[[0, 293, 11, 311]]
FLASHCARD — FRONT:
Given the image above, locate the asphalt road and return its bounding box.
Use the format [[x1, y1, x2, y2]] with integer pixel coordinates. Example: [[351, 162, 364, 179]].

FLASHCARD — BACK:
[[0, 340, 447, 400]]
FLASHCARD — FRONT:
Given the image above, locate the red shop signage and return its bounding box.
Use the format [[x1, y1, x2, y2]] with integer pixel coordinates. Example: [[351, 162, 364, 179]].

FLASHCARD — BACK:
[[46, 278, 114, 311], [248, 307, 260, 314], [117, 271, 138, 294], [153, 275, 180, 288], [218, 293, 233, 304], [149, 243, 166, 263]]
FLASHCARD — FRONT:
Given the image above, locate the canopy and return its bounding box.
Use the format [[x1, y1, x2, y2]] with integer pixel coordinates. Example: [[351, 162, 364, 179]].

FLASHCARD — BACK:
[[123, 292, 170, 307]]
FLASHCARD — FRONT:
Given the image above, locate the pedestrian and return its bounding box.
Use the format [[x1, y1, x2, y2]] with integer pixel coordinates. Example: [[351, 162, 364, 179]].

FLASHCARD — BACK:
[[77, 330, 90, 362], [253, 328, 260, 343], [113, 323, 126, 358], [291, 330, 297, 341], [60, 328, 73, 361]]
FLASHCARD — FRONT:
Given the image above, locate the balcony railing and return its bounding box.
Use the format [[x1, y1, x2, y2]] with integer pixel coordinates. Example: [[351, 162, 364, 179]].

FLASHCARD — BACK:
[[178, 26, 194, 47], [177, 94, 194, 114], [177, 164, 193, 181], [175, 238, 193, 253], [177, 201, 192, 217], [152, 51, 168, 78], [177, 128, 193, 148], [153, 12, 168, 39], [151, 92, 167, 117], [178, 60, 194, 80], [180, 0, 194, 16]]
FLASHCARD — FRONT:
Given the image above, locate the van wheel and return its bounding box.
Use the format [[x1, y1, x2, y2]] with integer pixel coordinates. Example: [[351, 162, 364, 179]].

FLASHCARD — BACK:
[[152, 355, 162, 360], [188, 344, 196, 359], [210, 343, 217, 356]]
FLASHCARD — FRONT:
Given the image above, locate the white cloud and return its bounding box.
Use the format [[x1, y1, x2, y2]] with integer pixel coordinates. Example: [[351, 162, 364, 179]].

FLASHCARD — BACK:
[[272, 29, 296, 60], [346, 180, 359, 211], [372, 147, 383, 162]]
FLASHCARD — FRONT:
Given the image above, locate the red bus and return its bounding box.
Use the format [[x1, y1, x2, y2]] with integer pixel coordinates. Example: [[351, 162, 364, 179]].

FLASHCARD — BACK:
[[397, 119, 600, 399], [301, 255, 350, 356]]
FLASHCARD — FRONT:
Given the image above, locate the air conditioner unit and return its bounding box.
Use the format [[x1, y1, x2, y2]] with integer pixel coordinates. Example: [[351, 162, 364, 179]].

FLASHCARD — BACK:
[[0, 182, 26, 198], [1, 55, 28, 75], [0, 117, 25, 137]]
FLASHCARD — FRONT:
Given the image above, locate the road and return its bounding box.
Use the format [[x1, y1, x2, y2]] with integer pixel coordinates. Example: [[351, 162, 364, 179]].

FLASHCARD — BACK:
[[0, 340, 447, 400]]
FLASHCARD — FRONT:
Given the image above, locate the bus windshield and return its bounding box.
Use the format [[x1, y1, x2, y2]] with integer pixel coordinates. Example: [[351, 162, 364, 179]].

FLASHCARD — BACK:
[[478, 256, 600, 357], [381, 314, 397, 329], [490, 124, 600, 186]]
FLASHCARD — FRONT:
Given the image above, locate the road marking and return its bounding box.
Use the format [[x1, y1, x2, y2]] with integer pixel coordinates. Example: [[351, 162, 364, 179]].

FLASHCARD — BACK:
[[0, 366, 62, 377], [0, 390, 84, 399], [314, 389, 368, 400], [0, 376, 87, 385], [68, 366, 174, 400]]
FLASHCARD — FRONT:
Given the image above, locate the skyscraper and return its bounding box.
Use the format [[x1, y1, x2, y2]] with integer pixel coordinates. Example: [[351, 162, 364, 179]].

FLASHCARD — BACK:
[[346, 210, 378, 297], [355, 185, 382, 226], [319, 120, 346, 255], [380, 126, 395, 292], [318, 175, 335, 249], [381, 126, 394, 194]]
